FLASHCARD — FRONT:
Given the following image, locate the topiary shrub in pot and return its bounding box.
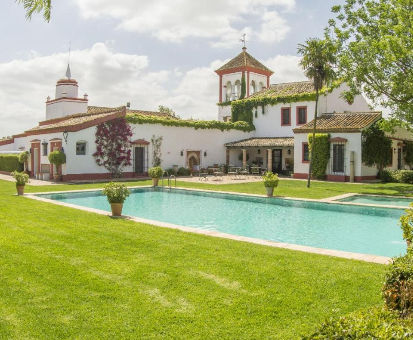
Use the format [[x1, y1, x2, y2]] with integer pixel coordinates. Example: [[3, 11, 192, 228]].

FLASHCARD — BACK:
[[262, 172, 280, 197], [148, 166, 163, 186], [102, 181, 130, 216], [11, 171, 29, 195], [48, 151, 66, 182], [18, 151, 29, 173]]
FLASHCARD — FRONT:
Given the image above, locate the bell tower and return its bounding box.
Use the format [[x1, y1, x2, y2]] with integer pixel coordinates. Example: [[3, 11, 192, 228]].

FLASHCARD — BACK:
[[214, 45, 273, 122], [45, 64, 88, 120]]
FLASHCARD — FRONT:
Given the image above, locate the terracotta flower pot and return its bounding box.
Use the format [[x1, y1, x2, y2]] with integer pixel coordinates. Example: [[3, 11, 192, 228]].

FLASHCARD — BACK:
[[152, 178, 159, 187], [110, 203, 123, 216], [16, 185, 25, 195], [265, 186, 274, 197], [53, 174, 62, 182]]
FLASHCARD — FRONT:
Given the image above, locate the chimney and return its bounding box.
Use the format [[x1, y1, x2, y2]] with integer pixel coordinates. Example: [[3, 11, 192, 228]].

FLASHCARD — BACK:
[[126, 102, 131, 109], [84, 93, 88, 100], [46, 96, 50, 102]]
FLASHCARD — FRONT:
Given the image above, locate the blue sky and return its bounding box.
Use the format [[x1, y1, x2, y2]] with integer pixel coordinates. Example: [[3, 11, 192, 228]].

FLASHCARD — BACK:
[[0, 0, 344, 137]]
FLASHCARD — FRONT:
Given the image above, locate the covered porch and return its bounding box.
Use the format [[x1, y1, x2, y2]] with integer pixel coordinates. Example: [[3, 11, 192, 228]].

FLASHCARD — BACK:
[[224, 137, 294, 174]]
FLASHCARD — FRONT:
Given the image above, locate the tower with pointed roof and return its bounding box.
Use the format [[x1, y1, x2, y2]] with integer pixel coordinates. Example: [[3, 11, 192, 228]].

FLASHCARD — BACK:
[[215, 47, 273, 121], [46, 64, 89, 120]]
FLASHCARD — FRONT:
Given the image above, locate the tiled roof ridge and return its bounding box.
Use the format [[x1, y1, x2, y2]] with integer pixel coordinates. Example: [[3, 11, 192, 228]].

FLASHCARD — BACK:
[[322, 111, 382, 115], [269, 80, 312, 86], [39, 106, 125, 126]]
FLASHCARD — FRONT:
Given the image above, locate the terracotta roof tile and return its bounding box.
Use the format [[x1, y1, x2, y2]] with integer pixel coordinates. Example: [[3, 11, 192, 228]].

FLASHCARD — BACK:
[[26, 107, 125, 133], [293, 112, 382, 133], [216, 49, 273, 73], [225, 137, 294, 147], [249, 81, 315, 99], [126, 109, 177, 118]]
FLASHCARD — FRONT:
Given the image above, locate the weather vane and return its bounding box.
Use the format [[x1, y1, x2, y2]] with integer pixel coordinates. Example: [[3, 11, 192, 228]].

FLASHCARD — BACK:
[[239, 33, 248, 48]]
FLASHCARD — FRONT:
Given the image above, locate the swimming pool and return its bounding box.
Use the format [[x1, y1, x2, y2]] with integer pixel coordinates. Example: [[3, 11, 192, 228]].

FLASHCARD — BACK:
[[37, 188, 406, 258], [338, 195, 413, 208]]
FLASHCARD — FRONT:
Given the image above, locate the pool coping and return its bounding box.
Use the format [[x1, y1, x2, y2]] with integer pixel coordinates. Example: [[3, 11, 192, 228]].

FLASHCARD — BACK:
[[326, 193, 411, 210], [24, 186, 399, 265]]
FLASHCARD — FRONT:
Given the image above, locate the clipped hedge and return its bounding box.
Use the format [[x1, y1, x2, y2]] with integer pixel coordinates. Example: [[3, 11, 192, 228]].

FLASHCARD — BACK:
[[0, 154, 24, 172], [302, 308, 413, 339], [308, 133, 330, 180], [126, 114, 255, 132], [380, 170, 413, 184]]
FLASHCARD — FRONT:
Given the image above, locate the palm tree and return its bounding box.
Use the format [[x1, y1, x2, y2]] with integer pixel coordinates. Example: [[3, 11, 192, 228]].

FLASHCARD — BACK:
[[16, 0, 52, 22], [297, 38, 336, 188]]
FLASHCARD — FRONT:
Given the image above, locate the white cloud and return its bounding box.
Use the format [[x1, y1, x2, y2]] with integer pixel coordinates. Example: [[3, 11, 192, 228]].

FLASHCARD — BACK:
[[0, 43, 169, 137], [0, 42, 308, 138], [263, 55, 306, 83], [73, 0, 295, 48]]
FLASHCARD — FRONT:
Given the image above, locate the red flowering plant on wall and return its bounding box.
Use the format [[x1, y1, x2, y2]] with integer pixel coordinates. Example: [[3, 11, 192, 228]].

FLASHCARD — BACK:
[[93, 118, 133, 178]]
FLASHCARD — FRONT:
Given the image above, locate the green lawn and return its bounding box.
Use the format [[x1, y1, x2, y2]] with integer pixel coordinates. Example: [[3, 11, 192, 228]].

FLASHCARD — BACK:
[[24, 176, 413, 199], [0, 178, 401, 339]]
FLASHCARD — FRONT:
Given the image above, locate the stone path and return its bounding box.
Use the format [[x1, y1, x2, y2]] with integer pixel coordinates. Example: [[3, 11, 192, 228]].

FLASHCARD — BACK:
[[0, 173, 57, 186]]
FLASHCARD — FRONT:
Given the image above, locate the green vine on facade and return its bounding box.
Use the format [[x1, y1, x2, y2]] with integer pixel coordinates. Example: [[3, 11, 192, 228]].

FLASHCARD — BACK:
[[404, 141, 413, 168], [308, 133, 330, 180], [126, 114, 255, 132], [239, 72, 246, 100], [230, 88, 329, 124], [151, 135, 163, 167]]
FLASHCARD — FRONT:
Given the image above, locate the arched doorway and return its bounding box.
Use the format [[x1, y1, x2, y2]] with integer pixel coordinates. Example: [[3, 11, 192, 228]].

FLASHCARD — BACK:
[[186, 151, 201, 171]]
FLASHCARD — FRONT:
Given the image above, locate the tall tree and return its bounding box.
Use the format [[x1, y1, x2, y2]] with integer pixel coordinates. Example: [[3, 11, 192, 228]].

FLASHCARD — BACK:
[[327, 0, 413, 126], [239, 72, 246, 100], [16, 0, 52, 22], [297, 38, 336, 188]]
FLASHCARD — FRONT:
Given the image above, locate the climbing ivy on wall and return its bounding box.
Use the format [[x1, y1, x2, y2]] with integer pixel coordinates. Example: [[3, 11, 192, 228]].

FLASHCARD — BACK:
[[404, 141, 413, 168], [308, 133, 330, 180], [239, 72, 246, 100], [231, 89, 328, 124], [126, 114, 255, 132], [151, 135, 163, 167]]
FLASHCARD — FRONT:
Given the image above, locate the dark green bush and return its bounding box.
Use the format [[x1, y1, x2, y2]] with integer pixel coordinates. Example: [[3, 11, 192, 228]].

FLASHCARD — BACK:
[[383, 249, 413, 317], [380, 170, 413, 184], [0, 154, 24, 172], [308, 133, 330, 180], [302, 308, 413, 339], [177, 167, 190, 176], [165, 168, 177, 176]]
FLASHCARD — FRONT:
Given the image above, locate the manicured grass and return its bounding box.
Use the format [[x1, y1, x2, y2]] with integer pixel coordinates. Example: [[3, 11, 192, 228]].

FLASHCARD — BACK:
[[0, 179, 388, 339], [24, 176, 413, 199]]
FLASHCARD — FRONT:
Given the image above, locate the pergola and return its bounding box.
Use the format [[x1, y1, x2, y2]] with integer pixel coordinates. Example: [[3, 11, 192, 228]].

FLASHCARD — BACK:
[[224, 137, 294, 172]]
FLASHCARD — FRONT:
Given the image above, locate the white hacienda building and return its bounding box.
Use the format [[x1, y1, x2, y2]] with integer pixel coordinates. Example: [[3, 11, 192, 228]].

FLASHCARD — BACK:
[[0, 47, 411, 182]]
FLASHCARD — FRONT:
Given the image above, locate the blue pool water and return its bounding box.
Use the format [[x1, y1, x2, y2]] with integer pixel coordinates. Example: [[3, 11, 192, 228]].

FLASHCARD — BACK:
[[338, 195, 413, 208], [37, 188, 406, 257]]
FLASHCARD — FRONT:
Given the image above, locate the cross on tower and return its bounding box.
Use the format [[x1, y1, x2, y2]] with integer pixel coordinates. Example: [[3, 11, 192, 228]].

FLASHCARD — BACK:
[[239, 33, 248, 48]]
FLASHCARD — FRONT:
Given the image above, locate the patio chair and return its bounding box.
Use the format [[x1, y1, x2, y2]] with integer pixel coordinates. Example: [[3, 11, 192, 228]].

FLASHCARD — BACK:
[[251, 166, 260, 175], [199, 167, 209, 181], [239, 166, 249, 178], [227, 165, 238, 179]]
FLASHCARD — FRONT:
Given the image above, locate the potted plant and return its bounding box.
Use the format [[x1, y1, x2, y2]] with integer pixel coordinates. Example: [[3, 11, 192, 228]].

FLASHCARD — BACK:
[[11, 171, 30, 195], [48, 150, 66, 182], [102, 181, 130, 216], [262, 172, 280, 197], [148, 166, 163, 186]]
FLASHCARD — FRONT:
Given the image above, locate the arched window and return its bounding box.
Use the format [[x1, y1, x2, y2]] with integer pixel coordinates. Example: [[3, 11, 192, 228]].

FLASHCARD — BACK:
[[258, 82, 264, 91], [250, 80, 256, 95], [226, 81, 232, 101], [234, 80, 241, 99]]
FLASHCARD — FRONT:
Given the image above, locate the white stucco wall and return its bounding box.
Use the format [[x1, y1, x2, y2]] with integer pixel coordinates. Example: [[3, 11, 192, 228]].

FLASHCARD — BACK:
[[46, 99, 88, 120], [294, 132, 365, 178]]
